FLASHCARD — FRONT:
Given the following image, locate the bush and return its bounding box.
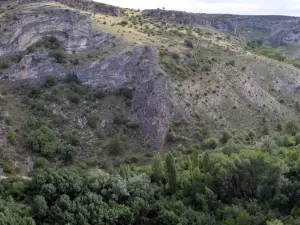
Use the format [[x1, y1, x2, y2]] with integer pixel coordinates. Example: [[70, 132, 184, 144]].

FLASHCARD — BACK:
[[94, 90, 106, 99], [63, 131, 81, 146], [293, 61, 300, 69], [119, 20, 128, 26], [43, 36, 61, 49], [0, 160, 14, 173], [28, 86, 42, 98], [52, 51, 66, 64], [286, 121, 299, 135], [184, 39, 194, 48], [87, 114, 99, 129], [26, 126, 58, 157], [222, 139, 239, 155], [35, 157, 49, 168], [67, 92, 80, 104], [65, 72, 80, 84], [31, 100, 50, 116], [0, 60, 9, 69], [228, 59, 235, 66], [70, 59, 79, 65], [113, 115, 126, 125], [108, 135, 125, 155], [202, 138, 217, 149], [7, 128, 16, 145], [295, 133, 300, 145], [43, 76, 57, 88], [254, 46, 286, 62], [283, 135, 296, 147], [118, 88, 134, 100], [247, 39, 263, 49], [202, 64, 212, 72], [220, 131, 232, 144]]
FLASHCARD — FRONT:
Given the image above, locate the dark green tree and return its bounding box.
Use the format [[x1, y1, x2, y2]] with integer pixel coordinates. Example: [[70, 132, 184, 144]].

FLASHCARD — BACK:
[[165, 153, 177, 194]]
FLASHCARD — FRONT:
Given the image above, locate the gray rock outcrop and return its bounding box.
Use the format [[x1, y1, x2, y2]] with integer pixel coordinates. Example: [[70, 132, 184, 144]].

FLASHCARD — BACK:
[[3, 45, 177, 149], [1, 0, 121, 17], [76, 46, 176, 148], [0, 4, 113, 57], [143, 9, 300, 46]]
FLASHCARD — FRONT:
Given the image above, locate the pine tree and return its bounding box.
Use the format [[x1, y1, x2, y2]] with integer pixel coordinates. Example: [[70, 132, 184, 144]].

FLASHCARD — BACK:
[[203, 152, 210, 173], [165, 153, 177, 193], [151, 154, 164, 183]]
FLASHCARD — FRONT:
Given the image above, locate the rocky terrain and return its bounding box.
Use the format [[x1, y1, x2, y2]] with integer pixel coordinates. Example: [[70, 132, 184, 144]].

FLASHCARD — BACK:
[[1, 0, 300, 174], [144, 9, 300, 58], [0, 0, 121, 16]]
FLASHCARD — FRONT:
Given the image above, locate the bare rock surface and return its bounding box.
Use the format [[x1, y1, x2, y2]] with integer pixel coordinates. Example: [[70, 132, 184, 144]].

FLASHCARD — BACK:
[[76, 46, 177, 148], [0, 3, 113, 57], [1, 0, 121, 17]]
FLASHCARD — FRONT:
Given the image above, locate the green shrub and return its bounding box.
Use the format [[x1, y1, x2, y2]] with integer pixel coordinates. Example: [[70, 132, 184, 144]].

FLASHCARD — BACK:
[[7, 128, 16, 145], [34, 157, 49, 168], [65, 72, 80, 84], [87, 114, 99, 129], [113, 115, 126, 125], [0, 160, 14, 173], [220, 131, 232, 144], [44, 76, 57, 88], [283, 135, 296, 147], [228, 59, 235, 66], [67, 92, 80, 104], [202, 138, 218, 149], [94, 90, 106, 99], [295, 133, 300, 145], [286, 121, 299, 135], [254, 46, 286, 62], [139, 55, 147, 60], [247, 39, 263, 49], [26, 126, 58, 157], [293, 61, 300, 69], [0, 60, 9, 69], [119, 20, 128, 26], [68, 82, 88, 95], [118, 87, 134, 100], [222, 139, 239, 155], [70, 59, 79, 65], [28, 86, 42, 98], [31, 100, 50, 115], [108, 135, 125, 155], [63, 131, 81, 146], [202, 64, 212, 72], [167, 129, 177, 143], [52, 51, 66, 64], [43, 36, 61, 49]]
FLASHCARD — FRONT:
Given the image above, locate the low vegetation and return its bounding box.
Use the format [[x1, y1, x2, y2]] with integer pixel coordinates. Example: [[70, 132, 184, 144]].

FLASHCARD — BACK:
[[1, 4, 300, 225], [246, 39, 300, 69], [2, 125, 300, 224]]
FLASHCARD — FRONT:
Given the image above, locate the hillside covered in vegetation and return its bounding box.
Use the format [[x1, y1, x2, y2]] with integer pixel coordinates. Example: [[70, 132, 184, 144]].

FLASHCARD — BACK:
[[1, 0, 300, 224]]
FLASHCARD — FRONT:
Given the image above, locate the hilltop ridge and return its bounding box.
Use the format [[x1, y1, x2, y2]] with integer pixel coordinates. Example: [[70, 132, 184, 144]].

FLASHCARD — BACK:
[[0, 0, 121, 16], [143, 9, 300, 58]]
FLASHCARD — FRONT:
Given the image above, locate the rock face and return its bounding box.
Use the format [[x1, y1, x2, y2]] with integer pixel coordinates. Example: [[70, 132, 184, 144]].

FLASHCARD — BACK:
[[0, 1, 176, 148], [3, 45, 176, 148], [143, 9, 300, 46], [0, 3, 112, 57], [76, 46, 176, 148], [1, 0, 121, 17], [6, 51, 69, 83]]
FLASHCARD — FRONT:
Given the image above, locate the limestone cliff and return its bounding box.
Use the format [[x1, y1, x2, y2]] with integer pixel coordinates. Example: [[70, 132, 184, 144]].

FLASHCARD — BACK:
[[1, 0, 121, 17], [143, 10, 300, 48]]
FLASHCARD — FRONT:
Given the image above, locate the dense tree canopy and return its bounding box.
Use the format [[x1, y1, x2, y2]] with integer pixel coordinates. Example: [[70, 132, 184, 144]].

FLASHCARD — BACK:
[[0, 141, 300, 224]]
